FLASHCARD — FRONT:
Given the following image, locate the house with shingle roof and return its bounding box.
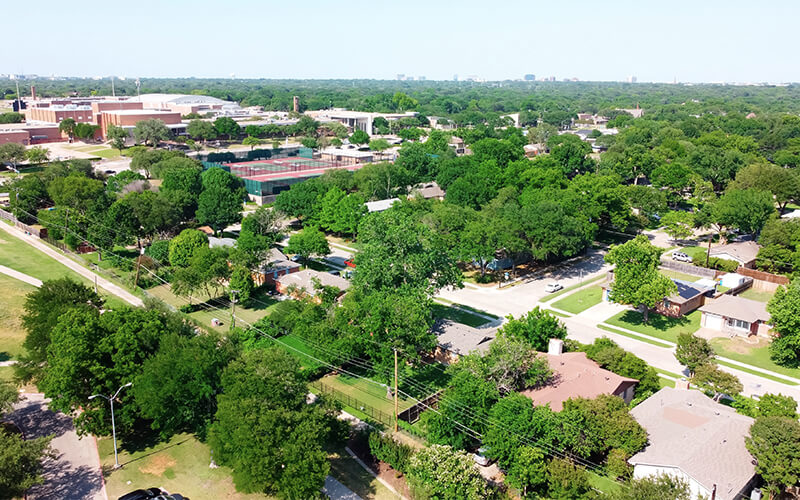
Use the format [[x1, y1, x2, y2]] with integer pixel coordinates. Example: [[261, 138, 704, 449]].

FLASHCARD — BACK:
[[709, 241, 760, 269], [431, 319, 496, 364], [699, 294, 771, 338], [628, 387, 756, 500]]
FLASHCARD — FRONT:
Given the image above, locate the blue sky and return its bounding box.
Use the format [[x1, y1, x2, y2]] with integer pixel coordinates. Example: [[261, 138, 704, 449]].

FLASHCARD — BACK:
[[4, 0, 798, 82]]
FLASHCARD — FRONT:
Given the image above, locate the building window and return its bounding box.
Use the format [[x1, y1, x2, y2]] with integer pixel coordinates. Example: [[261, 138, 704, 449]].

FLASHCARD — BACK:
[[727, 318, 750, 330]]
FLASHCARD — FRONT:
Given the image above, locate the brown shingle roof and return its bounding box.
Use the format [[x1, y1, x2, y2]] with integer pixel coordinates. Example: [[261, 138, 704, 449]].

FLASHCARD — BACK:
[[629, 388, 755, 500], [519, 352, 637, 411], [709, 241, 760, 264], [699, 295, 770, 324]]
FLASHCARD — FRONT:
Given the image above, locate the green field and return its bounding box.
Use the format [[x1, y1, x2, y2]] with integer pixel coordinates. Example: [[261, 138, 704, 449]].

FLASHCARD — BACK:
[[0, 229, 126, 309], [604, 310, 701, 344], [0, 274, 36, 361], [99, 433, 272, 500], [551, 286, 603, 314], [316, 373, 416, 417]]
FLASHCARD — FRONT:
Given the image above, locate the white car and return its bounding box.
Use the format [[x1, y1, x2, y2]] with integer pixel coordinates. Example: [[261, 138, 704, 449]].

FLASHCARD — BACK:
[[671, 251, 692, 263], [544, 283, 563, 293], [473, 448, 491, 467]]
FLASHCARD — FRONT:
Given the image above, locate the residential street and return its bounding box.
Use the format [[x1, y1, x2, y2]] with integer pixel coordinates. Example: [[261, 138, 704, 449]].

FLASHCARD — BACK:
[[8, 394, 106, 500]]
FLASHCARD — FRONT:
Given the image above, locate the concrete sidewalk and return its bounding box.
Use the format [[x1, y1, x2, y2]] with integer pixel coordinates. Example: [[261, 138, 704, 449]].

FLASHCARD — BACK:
[[0, 264, 43, 287], [0, 222, 142, 307], [323, 475, 363, 500]]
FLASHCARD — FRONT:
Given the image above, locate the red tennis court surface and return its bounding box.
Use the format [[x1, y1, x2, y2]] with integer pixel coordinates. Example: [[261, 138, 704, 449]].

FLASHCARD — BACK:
[[242, 164, 363, 182]]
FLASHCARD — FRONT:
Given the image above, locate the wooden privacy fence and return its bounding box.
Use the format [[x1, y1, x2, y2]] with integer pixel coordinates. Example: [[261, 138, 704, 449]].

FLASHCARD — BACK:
[[397, 390, 443, 424], [735, 266, 790, 286], [659, 259, 718, 279]]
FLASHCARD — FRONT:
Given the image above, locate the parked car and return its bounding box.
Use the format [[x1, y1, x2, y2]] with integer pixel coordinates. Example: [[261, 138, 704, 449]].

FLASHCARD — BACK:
[[329, 270, 340, 276], [544, 283, 563, 293], [344, 259, 356, 268], [473, 447, 491, 467], [671, 251, 692, 263], [118, 488, 165, 500], [290, 255, 302, 262]]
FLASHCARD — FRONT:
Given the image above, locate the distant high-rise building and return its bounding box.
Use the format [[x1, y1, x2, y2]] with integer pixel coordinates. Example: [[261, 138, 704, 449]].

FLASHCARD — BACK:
[[453, 74, 458, 81], [524, 74, 535, 81], [396, 74, 405, 81], [418, 76, 426, 81], [626, 75, 638, 83]]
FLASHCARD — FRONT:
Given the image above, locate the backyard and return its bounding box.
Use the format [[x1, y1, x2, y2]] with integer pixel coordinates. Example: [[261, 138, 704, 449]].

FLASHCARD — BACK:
[[737, 287, 775, 303], [604, 310, 702, 344], [551, 286, 603, 314]]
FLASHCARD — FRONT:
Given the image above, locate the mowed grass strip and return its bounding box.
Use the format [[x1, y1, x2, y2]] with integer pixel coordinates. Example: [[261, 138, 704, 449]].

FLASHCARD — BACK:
[[0, 274, 36, 361], [539, 276, 605, 302], [551, 286, 603, 314], [596, 324, 673, 348], [604, 310, 701, 344]]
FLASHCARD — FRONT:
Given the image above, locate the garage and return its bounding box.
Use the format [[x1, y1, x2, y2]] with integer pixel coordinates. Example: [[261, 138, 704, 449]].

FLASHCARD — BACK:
[[702, 312, 724, 331]]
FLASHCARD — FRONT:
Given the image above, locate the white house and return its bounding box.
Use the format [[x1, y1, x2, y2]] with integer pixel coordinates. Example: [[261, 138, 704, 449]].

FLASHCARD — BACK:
[[628, 387, 756, 500]]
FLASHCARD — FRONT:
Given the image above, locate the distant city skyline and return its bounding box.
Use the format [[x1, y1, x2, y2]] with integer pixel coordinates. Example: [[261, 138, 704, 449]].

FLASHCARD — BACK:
[[4, 0, 800, 83]]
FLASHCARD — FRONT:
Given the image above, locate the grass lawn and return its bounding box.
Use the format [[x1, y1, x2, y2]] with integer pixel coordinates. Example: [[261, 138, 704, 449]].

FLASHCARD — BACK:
[[588, 472, 623, 494], [660, 268, 705, 282], [605, 310, 701, 344], [329, 448, 399, 500], [549, 310, 570, 318], [0, 229, 127, 309], [659, 377, 676, 388], [99, 433, 272, 500], [0, 366, 14, 383], [276, 333, 326, 371], [145, 284, 279, 331], [551, 286, 602, 314], [738, 287, 775, 303], [87, 147, 121, 159], [432, 303, 490, 327], [596, 324, 673, 348], [316, 373, 416, 419], [0, 274, 36, 361], [539, 276, 605, 303], [679, 245, 708, 261], [710, 337, 800, 381]]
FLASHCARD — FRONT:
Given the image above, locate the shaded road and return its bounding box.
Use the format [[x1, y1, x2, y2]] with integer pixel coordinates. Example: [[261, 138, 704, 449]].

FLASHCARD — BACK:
[[8, 393, 106, 500], [0, 222, 143, 307]]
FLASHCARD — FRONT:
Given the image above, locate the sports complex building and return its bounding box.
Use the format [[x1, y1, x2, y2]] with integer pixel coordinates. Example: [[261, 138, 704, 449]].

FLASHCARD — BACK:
[[202, 147, 372, 204]]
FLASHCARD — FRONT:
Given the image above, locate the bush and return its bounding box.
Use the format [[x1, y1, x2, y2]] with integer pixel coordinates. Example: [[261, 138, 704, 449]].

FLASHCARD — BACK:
[[691, 255, 739, 272], [368, 431, 414, 474], [606, 448, 632, 480], [146, 240, 171, 265], [64, 232, 81, 250]]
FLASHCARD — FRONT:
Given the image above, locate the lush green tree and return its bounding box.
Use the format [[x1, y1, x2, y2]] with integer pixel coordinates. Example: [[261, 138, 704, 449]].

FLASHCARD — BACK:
[[660, 210, 695, 241], [187, 119, 218, 142], [730, 162, 800, 213], [767, 279, 800, 367], [547, 133, 593, 177], [757, 393, 798, 419], [0, 111, 24, 123], [368, 138, 390, 152], [583, 337, 661, 399], [47, 173, 107, 214], [498, 307, 567, 352], [608, 474, 692, 500], [58, 118, 77, 139], [196, 186, 244, 234], [397, 127, 425, 142], [169, 228, 209, 267], [406, 444, 489, 500], [0, 143, 27, 170], [213, 117, 241, 139], [285, 226, 329, 265], [39, 306, 176, 435], [209, 348, 343, 498], [0, 429, 54, 500], [228, 265, 255, 306], [560, 394, 648, 458], [506, 446, 548, 498], [16, 279, 104, 382], [134, 333, 237, 439], [274, 178, 328, 219], [349, 129, 369, 146], [7, 174, 49, 224], [546, 457, 591, 500], [354, 209, 461, 295], [106, 124, 129, 152], [675, 333, 715, 375], [453, 336, 551, 395], [242, 136, 263, 150], [713, 188, 776, 237], [746, 416, 800, 497], [74, 123, 99, 140], [133, 119, 170, 147], [161, 164, 202, 195], [528, 123, 558, 145], [691, 364, 743, 401], [605, 235, 677, 322], [353, 161, 412, 200], [25, 146, 49, 164]]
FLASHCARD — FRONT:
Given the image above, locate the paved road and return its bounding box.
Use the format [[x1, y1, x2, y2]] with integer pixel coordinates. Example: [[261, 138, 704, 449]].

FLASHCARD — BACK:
[[0, 222, 143, 307], [0, 264, 43, 287], [8, 394, 106, 500], [436, 250, 610, 317]]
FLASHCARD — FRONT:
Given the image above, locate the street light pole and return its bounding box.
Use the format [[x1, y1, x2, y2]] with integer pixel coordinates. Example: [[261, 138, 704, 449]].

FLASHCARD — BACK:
[[89, 382, 132, 469]]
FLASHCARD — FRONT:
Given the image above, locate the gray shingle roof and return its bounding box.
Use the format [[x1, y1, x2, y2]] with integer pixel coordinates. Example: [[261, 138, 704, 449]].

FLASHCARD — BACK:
[[629, 387, 755, 500], [432, 319, 495, 356], [699, 295, 770, 324]]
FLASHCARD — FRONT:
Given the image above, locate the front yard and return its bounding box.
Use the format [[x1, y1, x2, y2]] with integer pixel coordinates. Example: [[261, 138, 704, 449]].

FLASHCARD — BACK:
[[604, 310, 702, 344], [709, 336, 800, 381], [551, 286, 603, 314]]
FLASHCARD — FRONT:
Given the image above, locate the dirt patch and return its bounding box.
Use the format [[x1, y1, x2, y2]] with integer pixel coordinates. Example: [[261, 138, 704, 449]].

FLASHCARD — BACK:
[[721, 336, 769, 354], [138, 454, 177, 476]]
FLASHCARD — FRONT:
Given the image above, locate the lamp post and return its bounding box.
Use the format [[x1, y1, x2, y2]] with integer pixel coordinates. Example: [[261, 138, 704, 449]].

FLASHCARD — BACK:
[[89, 382, 132, 469]]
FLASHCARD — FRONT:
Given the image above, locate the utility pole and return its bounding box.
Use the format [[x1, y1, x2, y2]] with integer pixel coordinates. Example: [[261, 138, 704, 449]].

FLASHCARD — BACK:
[[133, 247, 143, 288], [393, 348, 399, 433], [230, 290, 239, 329]]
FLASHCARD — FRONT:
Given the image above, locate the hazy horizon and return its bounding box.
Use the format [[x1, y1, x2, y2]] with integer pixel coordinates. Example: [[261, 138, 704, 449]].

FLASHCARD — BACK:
[[5, 0, 799, 83]]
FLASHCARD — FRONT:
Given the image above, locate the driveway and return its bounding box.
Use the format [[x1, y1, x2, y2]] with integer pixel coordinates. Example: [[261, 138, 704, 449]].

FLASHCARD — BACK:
[[323, 475, 363, 500], [8, 394, 106, 500], [436, 249, 610, 318]]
